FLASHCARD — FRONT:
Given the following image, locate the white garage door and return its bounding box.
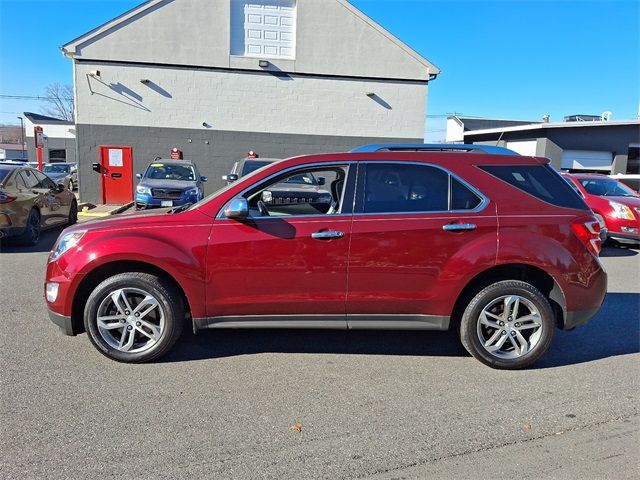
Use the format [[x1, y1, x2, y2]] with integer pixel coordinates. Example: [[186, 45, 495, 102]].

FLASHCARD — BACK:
[[561, 150, 613, 171], [231, 0, 296, 59]]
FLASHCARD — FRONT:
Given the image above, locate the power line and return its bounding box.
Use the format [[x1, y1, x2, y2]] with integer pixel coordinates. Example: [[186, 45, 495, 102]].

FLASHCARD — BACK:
[[0, 94, 73, 101]]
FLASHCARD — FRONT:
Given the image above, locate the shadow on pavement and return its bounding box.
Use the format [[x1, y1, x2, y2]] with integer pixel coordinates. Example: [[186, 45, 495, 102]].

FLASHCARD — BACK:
[[164, 293, 639, 366], [600, 246, 639, 257], [538, 292, 640, 368], [0, 228, 60, 254]]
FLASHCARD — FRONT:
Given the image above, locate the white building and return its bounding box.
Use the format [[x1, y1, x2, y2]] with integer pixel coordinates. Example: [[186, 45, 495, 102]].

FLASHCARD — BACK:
[[23, 112, 76, 164], [61, 0, 440, 203]]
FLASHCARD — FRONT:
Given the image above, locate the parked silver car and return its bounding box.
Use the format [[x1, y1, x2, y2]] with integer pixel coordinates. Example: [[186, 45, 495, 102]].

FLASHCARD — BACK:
[[43, 163, 78, 191]]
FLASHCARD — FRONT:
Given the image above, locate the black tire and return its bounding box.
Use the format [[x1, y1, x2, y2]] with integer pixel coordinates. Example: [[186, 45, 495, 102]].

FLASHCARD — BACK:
[[459, 280, 555, 370], [84, 272, 184, 363], [68, 200, 78, 225], [18, 208, 41, 246]]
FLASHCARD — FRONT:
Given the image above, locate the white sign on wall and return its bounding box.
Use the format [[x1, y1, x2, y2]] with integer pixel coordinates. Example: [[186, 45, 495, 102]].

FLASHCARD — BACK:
[[108, 149, 123, 167]]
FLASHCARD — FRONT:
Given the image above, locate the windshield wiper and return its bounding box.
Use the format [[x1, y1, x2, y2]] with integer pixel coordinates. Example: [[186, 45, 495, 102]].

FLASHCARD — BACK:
[[168, 203, 193, 214]]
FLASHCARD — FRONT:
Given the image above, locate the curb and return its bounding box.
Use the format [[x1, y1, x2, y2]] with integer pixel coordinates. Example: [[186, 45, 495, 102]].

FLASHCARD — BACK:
[[78, 202, 134, 218]]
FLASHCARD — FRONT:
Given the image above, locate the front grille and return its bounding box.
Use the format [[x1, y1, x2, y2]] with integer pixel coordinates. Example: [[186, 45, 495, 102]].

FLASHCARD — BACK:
[[152, 188, 182, 199]]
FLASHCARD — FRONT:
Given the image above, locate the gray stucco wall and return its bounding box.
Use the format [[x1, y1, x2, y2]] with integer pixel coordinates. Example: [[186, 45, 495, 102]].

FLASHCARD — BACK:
[[76, 123, 420, 204]]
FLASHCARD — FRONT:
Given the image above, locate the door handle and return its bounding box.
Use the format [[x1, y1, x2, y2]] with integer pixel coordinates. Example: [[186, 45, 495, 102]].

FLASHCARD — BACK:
[[442, 223, 477, 232], [312, 230, 345, 240]]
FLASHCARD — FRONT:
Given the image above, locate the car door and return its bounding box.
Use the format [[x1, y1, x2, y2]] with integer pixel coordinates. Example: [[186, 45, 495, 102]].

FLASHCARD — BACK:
[[346, 161, 498, 329], [205, 162, 355, 326], [31, 169, 69, 227]]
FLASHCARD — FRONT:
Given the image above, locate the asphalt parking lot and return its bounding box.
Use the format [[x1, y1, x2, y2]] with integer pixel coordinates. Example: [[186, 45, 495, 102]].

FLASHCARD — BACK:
[[1, 227, 638, 480]]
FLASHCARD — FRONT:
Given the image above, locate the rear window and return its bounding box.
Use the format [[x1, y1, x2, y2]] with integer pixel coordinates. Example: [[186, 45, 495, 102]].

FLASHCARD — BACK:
[[480, 165, 588, 210], [0, 166, 15, 185]]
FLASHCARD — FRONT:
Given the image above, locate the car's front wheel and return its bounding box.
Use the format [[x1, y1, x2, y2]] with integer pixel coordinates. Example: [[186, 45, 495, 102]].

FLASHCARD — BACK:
[[84, 273, 184, 363], [459, 280, 555, 369], [18, 208, 41, 245]]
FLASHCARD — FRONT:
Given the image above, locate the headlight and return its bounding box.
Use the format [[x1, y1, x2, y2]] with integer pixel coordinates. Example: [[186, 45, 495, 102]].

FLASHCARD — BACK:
[[50, 230, 86, 262], [185, 187, 199, 196], [136, 185, 151, 195], [608, 201, 635, 220]]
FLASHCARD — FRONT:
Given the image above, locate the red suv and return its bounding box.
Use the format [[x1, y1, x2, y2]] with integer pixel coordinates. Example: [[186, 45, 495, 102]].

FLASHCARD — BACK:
[[45, 150, 607, 369]]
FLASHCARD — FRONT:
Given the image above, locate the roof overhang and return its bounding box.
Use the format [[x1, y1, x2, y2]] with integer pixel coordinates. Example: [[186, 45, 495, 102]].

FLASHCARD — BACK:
[[464, 120, 640, 137]]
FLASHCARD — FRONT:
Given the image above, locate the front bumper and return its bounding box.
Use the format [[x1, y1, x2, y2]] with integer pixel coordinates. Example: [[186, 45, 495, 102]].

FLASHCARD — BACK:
[[135, 193, 199, 209], [48, 309, 76, 336], [607, 231, 640, 244]]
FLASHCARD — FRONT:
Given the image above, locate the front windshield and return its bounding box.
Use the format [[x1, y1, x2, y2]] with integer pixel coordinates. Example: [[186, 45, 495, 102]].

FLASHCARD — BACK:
[[282, 172, 318, 185], [241, 161, 271, 176], [145, 163, 196, 181], [43, 164, 70, 174], [580, 178, 637, 197]]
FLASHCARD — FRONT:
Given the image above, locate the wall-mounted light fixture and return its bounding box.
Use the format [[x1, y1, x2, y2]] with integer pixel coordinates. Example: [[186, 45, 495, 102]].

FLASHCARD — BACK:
[[258, 60, 270, 68], [202, 122, 211, 128], [140, 79, 150, 84], [365, 92, 375, 97], [88, 70, 101, 78]]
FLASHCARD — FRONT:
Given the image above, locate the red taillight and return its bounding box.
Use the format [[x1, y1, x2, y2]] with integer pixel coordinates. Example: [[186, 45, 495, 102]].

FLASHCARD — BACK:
[[571, 216, 602, 256], [0, 191, 17, 204]]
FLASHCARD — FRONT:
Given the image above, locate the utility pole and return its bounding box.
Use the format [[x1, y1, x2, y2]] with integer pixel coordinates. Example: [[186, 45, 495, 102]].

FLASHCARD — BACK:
[[17, 116, 25, 161]]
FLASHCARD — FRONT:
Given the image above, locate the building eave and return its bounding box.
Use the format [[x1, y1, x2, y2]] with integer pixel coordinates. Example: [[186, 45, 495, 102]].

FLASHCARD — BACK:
[[464, 120, 640, 137]]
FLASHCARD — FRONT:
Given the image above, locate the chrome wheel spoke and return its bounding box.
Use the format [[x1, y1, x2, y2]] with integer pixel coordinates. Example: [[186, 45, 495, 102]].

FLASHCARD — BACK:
[[118, 328, 136, 351], [483, 328, 503, 348], [97, 315, 125, 329], [135, 319, 161, 342], [133, 295, 159, 319], [504, 296, 520, 319], [512, 330, 529, 355], [486, 333, 509, 353], [514, 313, 541, 330], [480, 312, 501, 329]]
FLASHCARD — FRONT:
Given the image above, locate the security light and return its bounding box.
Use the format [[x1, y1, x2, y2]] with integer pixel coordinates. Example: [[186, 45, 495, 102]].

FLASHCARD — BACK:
[[258, 60, 269, 68]]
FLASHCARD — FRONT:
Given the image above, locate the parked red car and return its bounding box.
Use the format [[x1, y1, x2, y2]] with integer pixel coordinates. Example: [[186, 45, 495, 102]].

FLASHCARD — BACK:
[[562, 173, 640, 245], [45, 150, 607, 369]]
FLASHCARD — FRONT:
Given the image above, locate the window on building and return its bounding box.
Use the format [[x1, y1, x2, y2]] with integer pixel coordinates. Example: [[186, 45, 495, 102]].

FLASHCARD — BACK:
[[48, 149, 66, 162], [230, 0, 297, 59]]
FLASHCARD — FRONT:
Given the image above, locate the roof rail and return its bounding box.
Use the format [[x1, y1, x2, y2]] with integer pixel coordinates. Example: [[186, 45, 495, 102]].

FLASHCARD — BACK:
[[350, 143, 519, 155]]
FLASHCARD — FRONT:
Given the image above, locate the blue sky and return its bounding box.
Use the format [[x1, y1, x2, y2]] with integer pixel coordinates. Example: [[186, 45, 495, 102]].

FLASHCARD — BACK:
[[0, 0, 638, 140]]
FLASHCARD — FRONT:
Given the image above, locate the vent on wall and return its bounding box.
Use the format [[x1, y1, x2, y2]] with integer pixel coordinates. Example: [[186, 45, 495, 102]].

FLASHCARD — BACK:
[[230, 0, 297, 60]]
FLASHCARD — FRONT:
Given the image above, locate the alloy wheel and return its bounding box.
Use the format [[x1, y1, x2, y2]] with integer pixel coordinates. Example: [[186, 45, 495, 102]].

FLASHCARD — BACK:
[[96, 288, 165, 353], [476, 295, 543, 359]]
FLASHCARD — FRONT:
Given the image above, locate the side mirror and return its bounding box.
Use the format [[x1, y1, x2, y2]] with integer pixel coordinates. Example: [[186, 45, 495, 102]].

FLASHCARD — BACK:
[[56, 183, 65, 192], [136, 173, 142, 179], [200, 176, 208, 182], [222, 173, 238, 183], [317, 176, 326, 186], [224, 198, 248, 220]]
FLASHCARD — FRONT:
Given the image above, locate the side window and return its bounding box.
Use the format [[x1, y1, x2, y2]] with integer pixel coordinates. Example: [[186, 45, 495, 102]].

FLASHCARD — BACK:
[[247, 166, 348, 217], [20, 170, 39, 189], [14, 171, 27, 189], [481, 165, 587, 210], [33, 170, 57, 189], [363, 164, 448, 213], [451, 177, 482, 210]]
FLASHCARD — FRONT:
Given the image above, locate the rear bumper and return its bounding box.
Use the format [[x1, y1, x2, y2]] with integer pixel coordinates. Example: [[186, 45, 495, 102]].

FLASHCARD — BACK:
[[563, 307, 601, 330], [607, 231, 640, 244], [48, 309, 76, 336]]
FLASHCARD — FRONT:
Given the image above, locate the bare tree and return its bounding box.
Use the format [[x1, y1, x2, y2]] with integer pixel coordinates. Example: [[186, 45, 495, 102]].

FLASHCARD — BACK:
[[41, 83, 74, 121]]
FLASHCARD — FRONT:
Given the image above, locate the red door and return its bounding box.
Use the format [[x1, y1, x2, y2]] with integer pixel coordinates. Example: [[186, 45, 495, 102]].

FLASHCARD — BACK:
[[99, 146, 133, 204]]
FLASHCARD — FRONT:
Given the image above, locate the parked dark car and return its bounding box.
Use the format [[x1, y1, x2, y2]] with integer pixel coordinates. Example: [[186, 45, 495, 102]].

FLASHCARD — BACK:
[[563, 173, 640, 245], [223, 156, 332, 211], [134, 160, 207, 209], [43, 163, 78, 191], [46, 146, 606, 369], [0, 162, 77, 245]]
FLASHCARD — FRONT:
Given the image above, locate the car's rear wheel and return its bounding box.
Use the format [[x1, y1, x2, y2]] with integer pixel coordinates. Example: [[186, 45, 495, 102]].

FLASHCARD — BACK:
[[459, 280, 555, 369], [18, 208, 41, 246], [84, 273, 184, 363], [68, 200, 78, 225]]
